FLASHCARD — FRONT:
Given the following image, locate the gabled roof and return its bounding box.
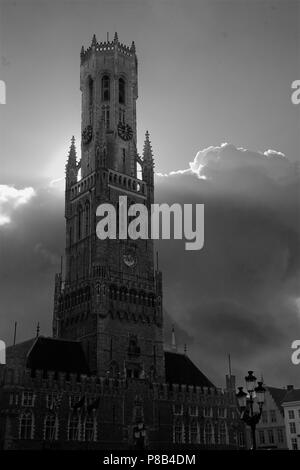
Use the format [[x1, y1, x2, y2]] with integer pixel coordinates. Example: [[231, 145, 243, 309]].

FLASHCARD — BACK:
[[26, 336, 90, 375], [267, 387, 288, 412], [281, 389, 300, 404], [164, 351, 215, 388]]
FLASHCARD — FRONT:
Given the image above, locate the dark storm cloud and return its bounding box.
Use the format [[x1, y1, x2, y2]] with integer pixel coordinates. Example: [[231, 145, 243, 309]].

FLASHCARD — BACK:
[[156, 143, 300, 386], [0, 184, 64, 342], [0, 143, 299, 387]]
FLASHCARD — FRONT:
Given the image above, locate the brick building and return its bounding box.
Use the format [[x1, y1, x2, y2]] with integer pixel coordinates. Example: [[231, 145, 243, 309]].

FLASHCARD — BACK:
[[0, 33, 245, 451]]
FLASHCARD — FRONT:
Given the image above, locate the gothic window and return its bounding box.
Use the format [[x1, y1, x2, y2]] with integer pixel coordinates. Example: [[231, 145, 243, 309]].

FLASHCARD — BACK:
[[119, 108, 125, 124], [88, 76, 94, 107], [19, 411, 34, 439], [128, 335, 141, 356], [102, 105, 110, 128], [85, 201, 90, 237], [77, 206, 83, 240], [68, 413, 81, 441], [119, 77, 125, 104], [205, 421, 213, 445], [219, 421, 227, 444], [85, 285, 90, 300], [83, 414, 96, 441], [189, 420, 199, 444], [44, 414, 58, 440], [102, 75, 110, 101], [173, 419, 184, 444]]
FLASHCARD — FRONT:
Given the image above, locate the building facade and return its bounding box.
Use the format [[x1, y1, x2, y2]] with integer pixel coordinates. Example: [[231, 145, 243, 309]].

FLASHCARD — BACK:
[[282, 387, 300, 450], [245, 386, 288, 450], [0, 33, 245, 451]]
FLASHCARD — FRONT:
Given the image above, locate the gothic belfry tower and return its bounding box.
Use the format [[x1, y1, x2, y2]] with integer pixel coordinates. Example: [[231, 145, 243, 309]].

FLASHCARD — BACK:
[[53, 33, 165, 382]]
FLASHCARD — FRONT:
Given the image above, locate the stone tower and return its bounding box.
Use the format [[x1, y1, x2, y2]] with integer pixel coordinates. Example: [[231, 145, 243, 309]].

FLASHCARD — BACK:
[[53, 33, 165, 382]]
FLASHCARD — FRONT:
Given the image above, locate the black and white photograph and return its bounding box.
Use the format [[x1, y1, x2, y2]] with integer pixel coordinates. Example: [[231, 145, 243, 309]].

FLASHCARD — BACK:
[[0, 0, 299, 461]]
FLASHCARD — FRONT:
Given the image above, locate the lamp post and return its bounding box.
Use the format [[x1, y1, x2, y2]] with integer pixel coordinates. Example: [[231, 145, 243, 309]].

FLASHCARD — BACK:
[[236, 371, 266, 450]]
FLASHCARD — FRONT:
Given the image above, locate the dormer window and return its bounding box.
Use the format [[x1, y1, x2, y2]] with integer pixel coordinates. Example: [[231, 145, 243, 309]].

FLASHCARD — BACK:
[[119, 77, 125, 104], [102, 75, 110, 101]]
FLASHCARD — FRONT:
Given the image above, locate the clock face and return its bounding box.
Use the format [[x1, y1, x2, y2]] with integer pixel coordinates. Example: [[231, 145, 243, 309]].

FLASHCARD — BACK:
[[82, 125, 93, 145], [123, 253, 136, 268], [118, 122, 133, 141]]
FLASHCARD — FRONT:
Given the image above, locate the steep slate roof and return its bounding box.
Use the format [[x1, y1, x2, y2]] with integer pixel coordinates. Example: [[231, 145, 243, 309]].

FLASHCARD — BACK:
[[281, 389, 300, 404], [7, 337, 215, 387], [6, 338, 36, 369], [267, 387, 288, 414], [26, 336, 90, 375], [164, 351, 215, 388]]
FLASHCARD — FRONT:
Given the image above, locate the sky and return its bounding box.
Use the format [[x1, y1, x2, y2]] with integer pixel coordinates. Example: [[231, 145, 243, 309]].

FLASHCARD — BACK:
[[0, 0, 299, 388]]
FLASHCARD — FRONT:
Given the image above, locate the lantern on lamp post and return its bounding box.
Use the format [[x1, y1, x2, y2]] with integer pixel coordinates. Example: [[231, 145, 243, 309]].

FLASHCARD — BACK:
[[236, 371, 266, 450]]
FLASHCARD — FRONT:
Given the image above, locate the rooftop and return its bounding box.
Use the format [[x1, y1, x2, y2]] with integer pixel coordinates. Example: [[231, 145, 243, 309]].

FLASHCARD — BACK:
[[6, 337, 215, 388], [164, 350, 215, 388], [281, 388, 300, 404]]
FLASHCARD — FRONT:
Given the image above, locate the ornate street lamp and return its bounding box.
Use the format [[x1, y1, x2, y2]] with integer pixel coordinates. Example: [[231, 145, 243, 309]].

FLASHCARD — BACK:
[[236, 371, 266, 450]]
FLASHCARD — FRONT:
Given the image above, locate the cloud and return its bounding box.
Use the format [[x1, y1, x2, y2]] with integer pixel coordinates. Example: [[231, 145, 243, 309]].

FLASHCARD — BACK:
[[0, 185, 35, 226], [189, 142, 296, 184], [1, 143, 299, 388], [155, 143, 300, 386]]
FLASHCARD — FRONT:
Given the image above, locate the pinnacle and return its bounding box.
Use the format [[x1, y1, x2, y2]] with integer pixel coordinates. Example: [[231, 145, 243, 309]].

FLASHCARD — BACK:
[[92, 34, 97, 46], [114, 32, 118, 43], [143, 130, 154, 165], [67, 136, 77, 163]]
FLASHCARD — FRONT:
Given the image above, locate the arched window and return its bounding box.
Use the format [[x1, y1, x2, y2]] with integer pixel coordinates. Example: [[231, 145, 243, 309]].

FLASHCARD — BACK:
[[68, 413, 81, 441], [205, 421, 213, 445], [83, 414, 97, 441], [102, 75, 110, 101], [101, 105, 110, 129], [173, 418, 184, 444], [19, 412, 34, 440], [119, 77, 125, 104], [88, 76, 94, 107], [85, 201, 90, 237], [189, 419, 199, 444], [77, 206, 83, 240], [219, 421, 227, 444], [44, 414, 58, 440]]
